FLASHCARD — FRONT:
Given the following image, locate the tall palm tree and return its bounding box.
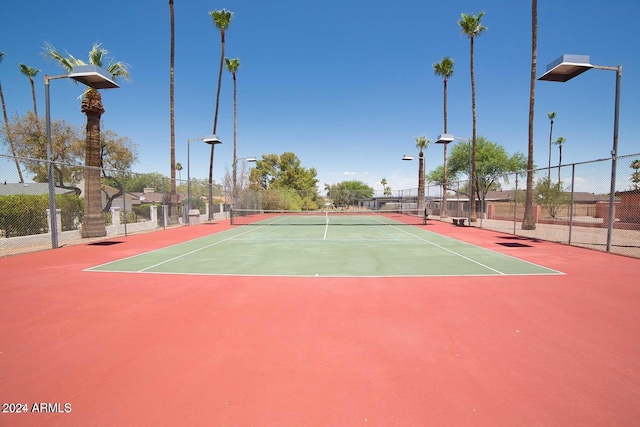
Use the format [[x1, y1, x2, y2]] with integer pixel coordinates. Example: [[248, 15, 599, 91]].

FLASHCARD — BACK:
[[433, 56, 454, 218], [415, 136, 430, 214], [554, 136, 566, 183], [547, 111, 556, 180], [522, 1, 537, 230], [209, 8, 233, 219], [176, 162, 183, 182], [19, 64, 41, 117], [225, 57, 240, 205], [169, 0, 178, 223], [458, 11, 487, 222], [0, 52, 24, 182], [44, 42, 130, 238]]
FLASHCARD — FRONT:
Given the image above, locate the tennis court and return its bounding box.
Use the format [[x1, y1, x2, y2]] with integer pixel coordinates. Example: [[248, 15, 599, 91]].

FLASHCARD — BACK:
[[2, 216, 639, 426], [87, 210, 561, 277]]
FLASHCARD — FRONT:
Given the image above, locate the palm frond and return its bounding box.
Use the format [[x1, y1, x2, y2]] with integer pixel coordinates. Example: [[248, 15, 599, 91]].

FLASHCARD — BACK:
[[458, 11, 487, 37], [19, 64, 41, 78], [88, 42, 106, 67], [225, 57, 240, 73], [210, 9, 233, 31], [106, 61, 131, 81], [433, 56, 454, 79], [415, 136, 430, 152], [42, 42, 84, 72]]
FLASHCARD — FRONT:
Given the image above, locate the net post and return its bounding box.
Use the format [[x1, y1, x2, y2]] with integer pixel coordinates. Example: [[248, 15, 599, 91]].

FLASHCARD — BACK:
[[423, 208, 427, 225], [230, 208, 234, 225]]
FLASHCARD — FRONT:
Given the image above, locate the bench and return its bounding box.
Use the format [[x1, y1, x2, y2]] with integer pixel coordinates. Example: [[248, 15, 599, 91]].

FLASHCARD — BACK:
[[452, 218, 467, 226]]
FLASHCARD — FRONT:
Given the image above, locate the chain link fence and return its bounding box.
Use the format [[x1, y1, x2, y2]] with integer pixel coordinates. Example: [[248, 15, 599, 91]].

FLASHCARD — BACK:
[[0, 154, 225, 256], [2, 152, 639, 258], [425, 153, 640, 258]]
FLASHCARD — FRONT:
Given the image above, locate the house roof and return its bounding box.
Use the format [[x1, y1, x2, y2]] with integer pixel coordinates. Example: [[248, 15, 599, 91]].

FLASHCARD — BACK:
[[0, 182, 77, 196], [616, 189, 640, 195]]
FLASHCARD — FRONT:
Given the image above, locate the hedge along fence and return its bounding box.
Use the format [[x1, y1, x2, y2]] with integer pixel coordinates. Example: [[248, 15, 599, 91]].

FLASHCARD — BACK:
[[0, 194, 83, 238]]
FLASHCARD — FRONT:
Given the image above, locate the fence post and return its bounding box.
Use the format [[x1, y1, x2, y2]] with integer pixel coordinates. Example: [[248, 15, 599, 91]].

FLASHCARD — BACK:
[[110, 207, 121, 227], [46, 208, 62, 235]]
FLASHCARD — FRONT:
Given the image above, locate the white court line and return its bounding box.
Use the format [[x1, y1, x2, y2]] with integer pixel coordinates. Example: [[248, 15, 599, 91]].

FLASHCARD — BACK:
[[86, 226, 264, 272], [138, 227, 261, 272], [388, 224, 506, 275], [388, 224, 563, 275]]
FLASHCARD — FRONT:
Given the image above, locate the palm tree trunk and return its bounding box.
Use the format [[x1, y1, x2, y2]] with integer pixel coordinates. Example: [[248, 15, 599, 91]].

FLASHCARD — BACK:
[[29, 77, 38, 118], [442, 79, 448, 218], [169, 0, 178, 223], [470, 37, 477, 222], [522, 0, 538, 230], [209, 31, 226, 220], [547, 118, 553, 180], [232, 71, 238, 207], [81, 90, 107, 238], [0, 81, 24, 182], [558, 144, 562, 183], [418, 151, 425, 213]]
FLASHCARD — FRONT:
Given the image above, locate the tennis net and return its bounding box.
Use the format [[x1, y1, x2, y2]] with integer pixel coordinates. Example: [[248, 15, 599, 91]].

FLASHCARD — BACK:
[[230, 209, 427, 226]]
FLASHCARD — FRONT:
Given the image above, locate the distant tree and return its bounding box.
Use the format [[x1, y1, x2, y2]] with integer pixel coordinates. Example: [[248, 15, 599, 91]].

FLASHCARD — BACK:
[[554, 136, 566, 183], [222, 160, 253, 208], [426, 136, 527, 208], [381, 177, 392, 196], [630, 159, 640, 190], [535, 177, 570, 219], [225, 57, 241, 204], [1, 52, 24, 182], [415, 136, 430, 213], [99, 130, 139, 212], [2, 111, 83, 190], [250, 152, 318, 192], [175, 162, 183, 182], [125, 172, 171, 193], [458, 11, 487, 221], [433, 56, 454, 217], [547, 111, 556, 179], [250, 152, 319, 210], [325, 180, 374, 207], [18, 63, 40, 117]]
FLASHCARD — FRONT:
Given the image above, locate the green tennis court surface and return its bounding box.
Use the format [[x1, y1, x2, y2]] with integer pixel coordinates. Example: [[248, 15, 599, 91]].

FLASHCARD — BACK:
[[88, 211, 562, 277]]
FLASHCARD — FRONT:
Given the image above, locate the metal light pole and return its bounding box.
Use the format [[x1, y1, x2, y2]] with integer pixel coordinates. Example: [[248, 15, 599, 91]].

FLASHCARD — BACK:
[[44, 65, 118, 248], [435, 134, 454, 218], [186, 135, 221, 224], [436, 134, 471, 223], [539, 54, 622, 252]]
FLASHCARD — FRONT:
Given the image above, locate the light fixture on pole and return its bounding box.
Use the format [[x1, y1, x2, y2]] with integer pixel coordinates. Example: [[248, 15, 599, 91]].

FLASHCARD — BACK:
[[538, 54, 621, 252], [186, 135, 221, 224], [401, 150, 426, 214], [436, 134, 455, 218], [203, 135, 222, 221], [44, 65, 119, 249], [436, 134, 471, 223]]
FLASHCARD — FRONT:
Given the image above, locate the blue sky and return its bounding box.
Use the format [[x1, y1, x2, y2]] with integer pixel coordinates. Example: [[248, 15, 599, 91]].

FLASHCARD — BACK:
[[1, 0, 639, 194]]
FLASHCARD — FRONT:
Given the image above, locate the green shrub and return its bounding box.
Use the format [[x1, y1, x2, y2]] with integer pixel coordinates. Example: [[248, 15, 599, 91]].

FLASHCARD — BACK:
[[0, 194, 83, 237]]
